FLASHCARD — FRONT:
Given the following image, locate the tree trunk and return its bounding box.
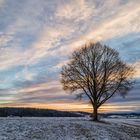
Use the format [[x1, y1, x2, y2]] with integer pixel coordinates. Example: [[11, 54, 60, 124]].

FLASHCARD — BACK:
[[93, 107, 98, 121]]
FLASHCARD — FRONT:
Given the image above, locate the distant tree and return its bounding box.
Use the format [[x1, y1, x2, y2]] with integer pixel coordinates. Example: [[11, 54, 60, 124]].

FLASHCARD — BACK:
[[61, 42, 134, 121]]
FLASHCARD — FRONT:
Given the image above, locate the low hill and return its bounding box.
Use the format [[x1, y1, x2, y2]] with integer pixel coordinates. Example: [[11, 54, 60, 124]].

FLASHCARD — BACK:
[[0, 107, 84, 117]]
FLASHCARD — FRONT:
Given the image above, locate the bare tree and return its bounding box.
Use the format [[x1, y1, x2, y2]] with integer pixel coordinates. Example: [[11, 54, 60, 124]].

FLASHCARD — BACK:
[[61, 42, 134, 121]]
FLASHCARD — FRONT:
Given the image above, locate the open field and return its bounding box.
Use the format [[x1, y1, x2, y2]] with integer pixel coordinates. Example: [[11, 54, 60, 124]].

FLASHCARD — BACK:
[[0, 117, 139, 140]]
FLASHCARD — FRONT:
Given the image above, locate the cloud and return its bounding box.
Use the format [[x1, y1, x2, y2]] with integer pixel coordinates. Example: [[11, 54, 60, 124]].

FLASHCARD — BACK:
[[1, 0, 139, 70], [15, 66, 37, 81], [101, 100, 140, 113], [55, 0, 93, 21], [80, 1, 140, 41], [133, 60, 140, 78], [0, 0, 140, 112]]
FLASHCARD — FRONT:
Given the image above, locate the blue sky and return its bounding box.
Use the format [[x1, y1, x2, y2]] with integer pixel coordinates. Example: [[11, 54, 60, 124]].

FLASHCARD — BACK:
[[0, 0, 140, 112]]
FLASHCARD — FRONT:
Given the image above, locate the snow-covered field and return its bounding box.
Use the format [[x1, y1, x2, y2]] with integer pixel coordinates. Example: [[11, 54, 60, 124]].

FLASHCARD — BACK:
[[0, 117, 139, 140]]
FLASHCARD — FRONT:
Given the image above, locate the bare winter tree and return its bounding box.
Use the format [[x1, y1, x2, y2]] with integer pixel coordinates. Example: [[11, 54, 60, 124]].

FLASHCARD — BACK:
[[61, 42, 134, 121]]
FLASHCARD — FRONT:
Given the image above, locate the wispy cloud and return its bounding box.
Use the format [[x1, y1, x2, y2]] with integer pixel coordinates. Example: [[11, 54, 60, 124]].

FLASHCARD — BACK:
[[0, 0, 139, 112]]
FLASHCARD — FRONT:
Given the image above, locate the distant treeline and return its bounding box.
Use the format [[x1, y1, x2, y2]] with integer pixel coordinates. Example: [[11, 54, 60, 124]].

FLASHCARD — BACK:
[[102, 112, 140, 117], [0, 107, 84, 117]]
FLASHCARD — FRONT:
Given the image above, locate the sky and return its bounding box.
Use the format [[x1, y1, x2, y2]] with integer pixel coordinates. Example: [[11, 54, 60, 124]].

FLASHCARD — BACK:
[[0, 0, 140, 113]]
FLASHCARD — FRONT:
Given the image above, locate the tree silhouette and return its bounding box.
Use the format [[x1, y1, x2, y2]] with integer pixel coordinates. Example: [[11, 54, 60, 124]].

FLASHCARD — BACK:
[[61, 42, 134, 121]]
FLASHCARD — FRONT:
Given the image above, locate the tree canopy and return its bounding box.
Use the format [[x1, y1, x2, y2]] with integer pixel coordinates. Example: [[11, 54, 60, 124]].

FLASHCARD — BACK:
[[61, 42, 134, 121]]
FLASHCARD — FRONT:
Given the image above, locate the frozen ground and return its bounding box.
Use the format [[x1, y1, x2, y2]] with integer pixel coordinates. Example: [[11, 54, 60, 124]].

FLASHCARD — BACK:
[[0, 117, 139, 140]]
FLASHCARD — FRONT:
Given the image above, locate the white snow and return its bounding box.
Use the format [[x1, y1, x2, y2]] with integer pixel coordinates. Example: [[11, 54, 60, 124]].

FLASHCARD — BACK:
[[0, 117, 139, 140]]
